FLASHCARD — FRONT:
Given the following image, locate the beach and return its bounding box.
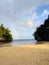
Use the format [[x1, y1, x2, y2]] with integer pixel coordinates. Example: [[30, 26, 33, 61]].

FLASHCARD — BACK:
[[0, 43, 49, 65]]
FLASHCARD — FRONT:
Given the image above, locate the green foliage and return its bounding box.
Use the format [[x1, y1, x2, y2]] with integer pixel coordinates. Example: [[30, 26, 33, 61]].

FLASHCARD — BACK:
[[34, 15, 49, 41], [0, 24, 13, 42]]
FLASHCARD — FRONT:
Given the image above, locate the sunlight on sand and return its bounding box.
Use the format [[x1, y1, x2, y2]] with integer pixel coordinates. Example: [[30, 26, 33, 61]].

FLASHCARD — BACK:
[[0, 43, 49, 65]]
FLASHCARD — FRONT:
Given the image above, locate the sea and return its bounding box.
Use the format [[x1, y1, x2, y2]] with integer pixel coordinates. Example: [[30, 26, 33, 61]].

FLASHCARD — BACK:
[[0, 39, 37, 46], [11, 39, 37, 46]]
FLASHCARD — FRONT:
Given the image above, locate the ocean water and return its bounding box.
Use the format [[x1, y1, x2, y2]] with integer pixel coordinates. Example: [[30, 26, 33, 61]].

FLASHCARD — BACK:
[[0, 39, 37, 46], [11, 39, 37, 46]]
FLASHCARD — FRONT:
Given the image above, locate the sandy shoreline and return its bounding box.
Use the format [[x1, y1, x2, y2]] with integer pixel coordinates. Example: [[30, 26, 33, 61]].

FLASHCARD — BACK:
[[0, 43, 49, 65]]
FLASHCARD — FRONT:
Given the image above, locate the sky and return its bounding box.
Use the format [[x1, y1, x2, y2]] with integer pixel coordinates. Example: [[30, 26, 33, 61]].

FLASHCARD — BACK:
[[0, 0, 49, 39]]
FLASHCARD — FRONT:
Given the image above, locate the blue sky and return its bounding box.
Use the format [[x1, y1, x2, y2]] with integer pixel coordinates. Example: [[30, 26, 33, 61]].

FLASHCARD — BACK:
[[0, 0, 49, 39]]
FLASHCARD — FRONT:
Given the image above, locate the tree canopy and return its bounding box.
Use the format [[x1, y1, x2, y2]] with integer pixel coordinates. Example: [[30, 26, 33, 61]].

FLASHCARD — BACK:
[[34, 15, 49, 41], [0, 24, 13, 42]]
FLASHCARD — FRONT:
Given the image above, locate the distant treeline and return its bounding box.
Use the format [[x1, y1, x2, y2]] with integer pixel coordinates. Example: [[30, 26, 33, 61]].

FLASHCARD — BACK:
[[0, 24, 13, 42]]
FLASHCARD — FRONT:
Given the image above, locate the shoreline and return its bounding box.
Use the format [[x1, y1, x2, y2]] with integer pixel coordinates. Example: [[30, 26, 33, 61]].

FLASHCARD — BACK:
[[0, 42, 49, 48], [0, 41, 49, 47]]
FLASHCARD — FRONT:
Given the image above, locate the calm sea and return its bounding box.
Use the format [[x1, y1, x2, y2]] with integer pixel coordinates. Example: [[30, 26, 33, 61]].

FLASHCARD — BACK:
[[0, 39, 37, 46], [11, 39, 37, 46]]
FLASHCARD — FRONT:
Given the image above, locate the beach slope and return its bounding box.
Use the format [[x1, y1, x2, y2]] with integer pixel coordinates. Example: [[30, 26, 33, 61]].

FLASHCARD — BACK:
[[0, 43, 49, 65]]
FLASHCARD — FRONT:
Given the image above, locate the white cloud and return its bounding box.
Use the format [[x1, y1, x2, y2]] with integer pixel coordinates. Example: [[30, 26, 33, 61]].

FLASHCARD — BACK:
[[23, 11, 39, 28], [43, 0, 49, 5], [15, 20, 33, 28], [0, 0, 49, 39], [23, 11, 40, 28], [32, 11, 39, 20], [41, 9, 49, 17], [9, 23, 20, 39], [11, 29, 19, 39], [0, 0, 49, 20], [32, 9, 49, 28], [31, 11, 40, 27]]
